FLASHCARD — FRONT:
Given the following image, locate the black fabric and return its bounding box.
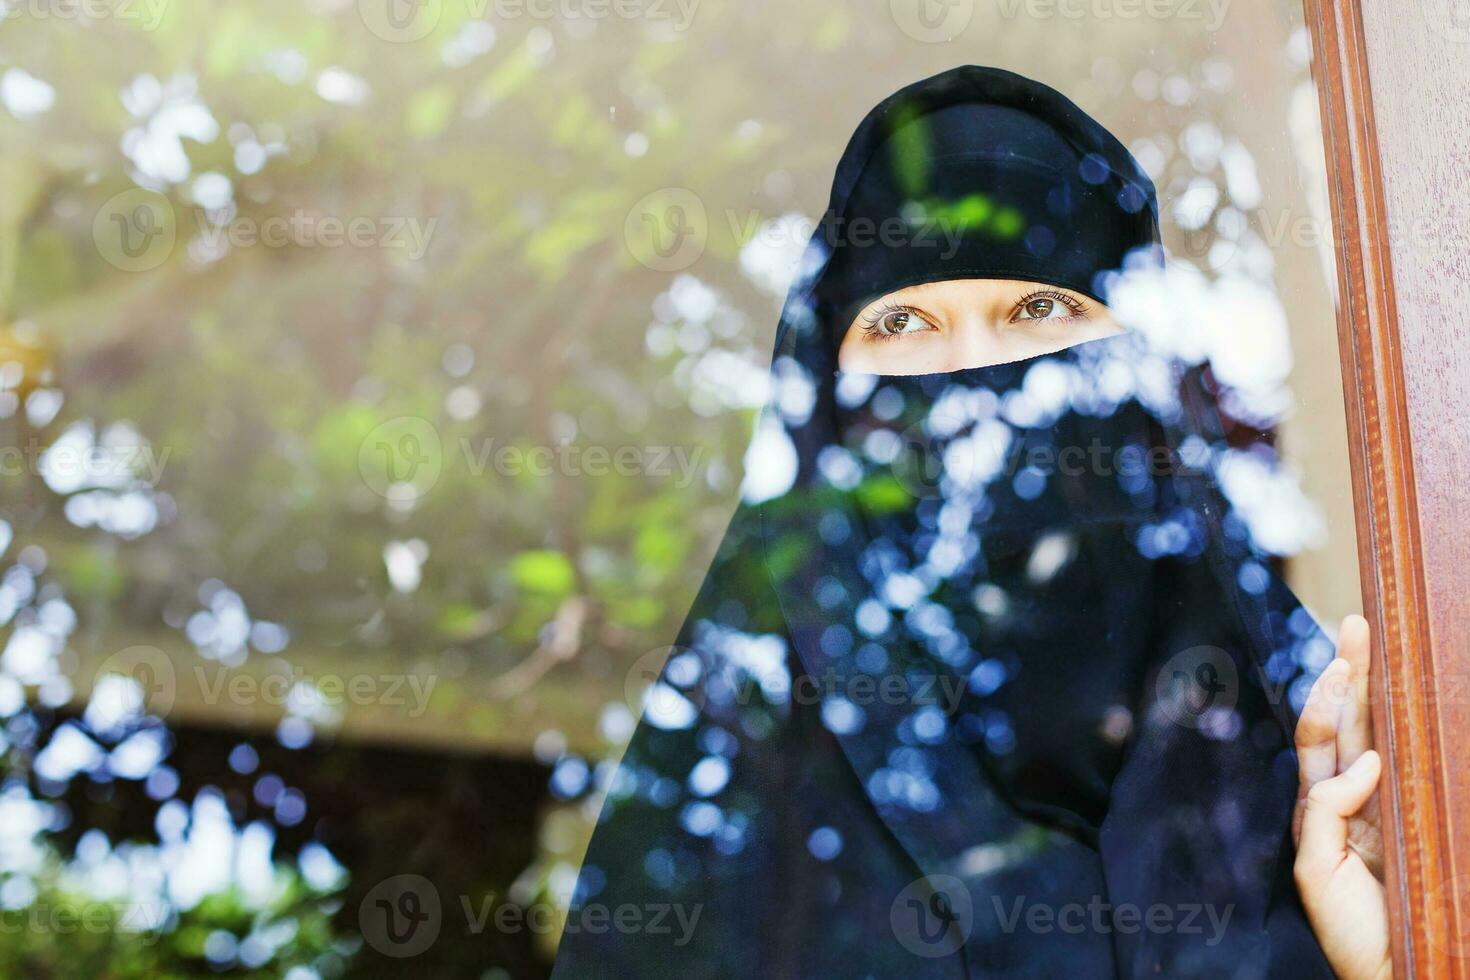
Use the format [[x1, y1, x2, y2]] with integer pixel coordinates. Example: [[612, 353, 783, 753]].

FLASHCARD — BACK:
[[551, 66, 1335, 979], [815, 69, 1160, 321]]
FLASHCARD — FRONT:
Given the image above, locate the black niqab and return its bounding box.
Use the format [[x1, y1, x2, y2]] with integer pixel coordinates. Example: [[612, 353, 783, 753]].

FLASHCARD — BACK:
[[552, 66, 1335, 979]]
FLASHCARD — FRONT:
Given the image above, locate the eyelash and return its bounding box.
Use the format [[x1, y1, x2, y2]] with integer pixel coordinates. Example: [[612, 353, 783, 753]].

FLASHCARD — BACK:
[[860, 301, 934, 342], [858, 289, 1091, 342], [1009, 289, 1089, 323]]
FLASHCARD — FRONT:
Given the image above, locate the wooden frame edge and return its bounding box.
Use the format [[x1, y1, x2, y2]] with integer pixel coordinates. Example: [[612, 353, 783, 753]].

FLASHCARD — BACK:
[[1301, 0, 1458, 975]]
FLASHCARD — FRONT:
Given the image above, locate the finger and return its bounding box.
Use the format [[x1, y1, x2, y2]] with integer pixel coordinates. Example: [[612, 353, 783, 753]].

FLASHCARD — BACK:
[[1296, 657, 1348, 788], [1293, 659, 1350, 846], [1335, 614, 1374, 767], [1296, 750, 1382, 882]]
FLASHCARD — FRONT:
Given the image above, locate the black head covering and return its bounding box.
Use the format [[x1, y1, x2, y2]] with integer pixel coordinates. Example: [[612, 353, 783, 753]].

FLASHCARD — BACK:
[[552, 67, 1335, 979], [815, 70, 1159, 324]]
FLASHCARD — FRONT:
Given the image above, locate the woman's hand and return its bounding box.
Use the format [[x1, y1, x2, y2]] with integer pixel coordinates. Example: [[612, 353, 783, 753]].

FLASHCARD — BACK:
[[1293, 614, 1392, 980]]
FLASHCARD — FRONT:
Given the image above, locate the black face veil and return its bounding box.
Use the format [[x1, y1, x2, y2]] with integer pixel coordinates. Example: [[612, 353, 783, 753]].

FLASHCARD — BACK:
[[551, 66, 1337, 979]]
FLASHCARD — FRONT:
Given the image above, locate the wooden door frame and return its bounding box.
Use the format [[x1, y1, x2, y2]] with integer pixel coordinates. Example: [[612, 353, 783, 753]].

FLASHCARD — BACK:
[[1304, 0, 1469, 974]]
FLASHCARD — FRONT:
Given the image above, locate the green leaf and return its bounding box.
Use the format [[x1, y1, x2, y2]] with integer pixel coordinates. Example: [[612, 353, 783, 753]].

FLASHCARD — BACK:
[[509, 550, 576, 596], [855, 475, 914, 514], [407, 85, 457, 139]]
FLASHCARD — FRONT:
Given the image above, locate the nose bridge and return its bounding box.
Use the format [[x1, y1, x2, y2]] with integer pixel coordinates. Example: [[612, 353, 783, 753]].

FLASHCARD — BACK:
[[945, 300, 1004, 372]]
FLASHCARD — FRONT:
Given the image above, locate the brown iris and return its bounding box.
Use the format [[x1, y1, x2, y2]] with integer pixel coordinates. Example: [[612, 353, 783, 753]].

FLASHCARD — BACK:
[[879, 310, 912, 334]]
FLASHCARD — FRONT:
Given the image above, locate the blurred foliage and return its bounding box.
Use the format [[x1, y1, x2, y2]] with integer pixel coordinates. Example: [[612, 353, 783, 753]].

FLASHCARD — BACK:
[[0, 0, 1332, 974]]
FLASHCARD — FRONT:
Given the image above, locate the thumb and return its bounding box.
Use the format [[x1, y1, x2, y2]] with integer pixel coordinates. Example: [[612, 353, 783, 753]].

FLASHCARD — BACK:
[[1296, 749, 1381, 881]]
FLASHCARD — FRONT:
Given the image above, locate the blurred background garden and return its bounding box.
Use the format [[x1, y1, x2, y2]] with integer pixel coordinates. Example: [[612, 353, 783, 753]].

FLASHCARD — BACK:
[[0, 0, 1359, 975]]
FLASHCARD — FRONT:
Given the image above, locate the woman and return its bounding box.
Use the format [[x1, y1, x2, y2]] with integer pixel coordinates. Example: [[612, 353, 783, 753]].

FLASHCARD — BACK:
[[553, 66, 1388, 979]]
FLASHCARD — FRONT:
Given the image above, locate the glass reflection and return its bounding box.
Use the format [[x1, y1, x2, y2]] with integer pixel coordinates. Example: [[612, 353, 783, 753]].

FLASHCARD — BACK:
[[554, 66, 1345, 979]]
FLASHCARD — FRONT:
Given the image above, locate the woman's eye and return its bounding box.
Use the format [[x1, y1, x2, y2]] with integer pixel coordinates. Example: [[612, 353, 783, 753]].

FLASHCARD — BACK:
[[868, 308, 933, 337], [1011, 291, 1087, 323]]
